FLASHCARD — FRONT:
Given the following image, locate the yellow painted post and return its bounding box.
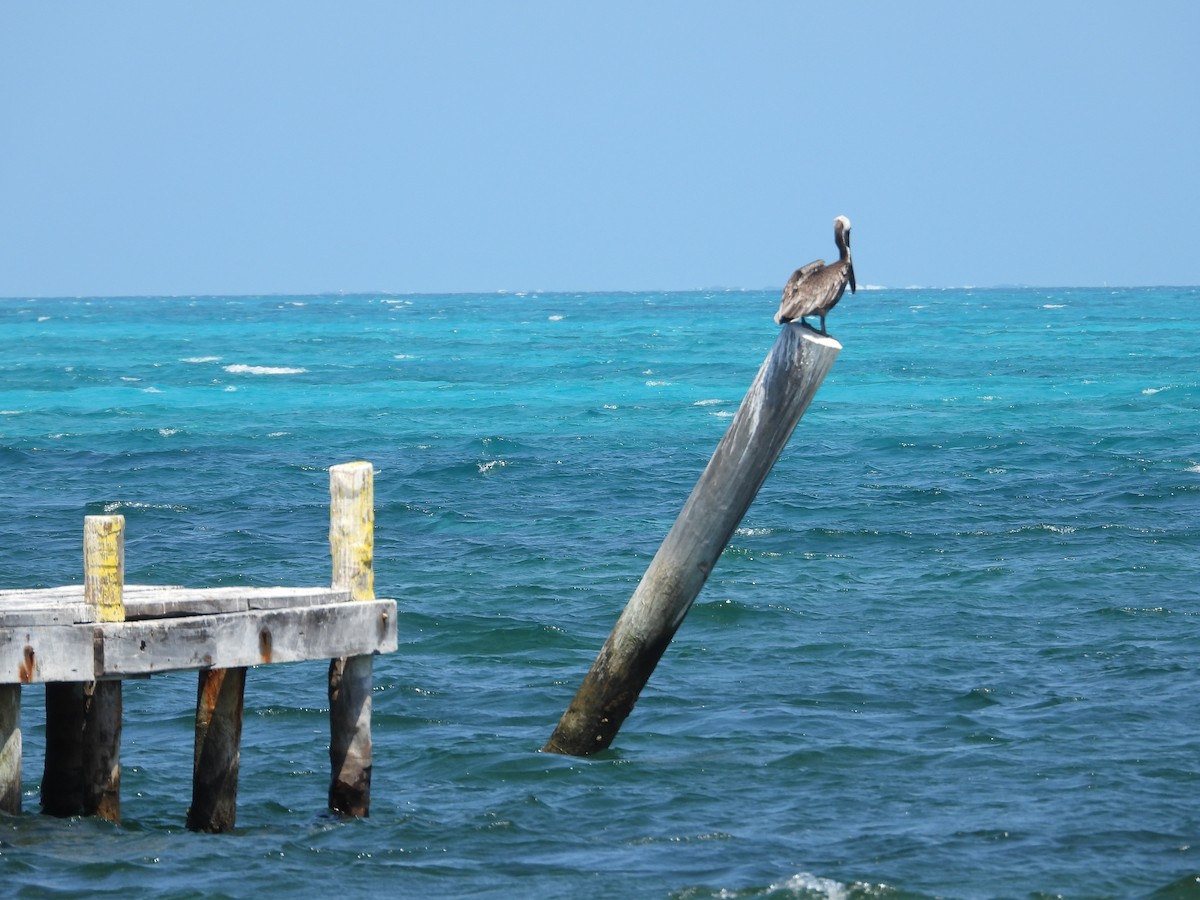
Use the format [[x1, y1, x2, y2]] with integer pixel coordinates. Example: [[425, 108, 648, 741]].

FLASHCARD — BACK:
[[85, 515, 126, 625], [328, 461, 375, 816], [43, 515, 125, 820]]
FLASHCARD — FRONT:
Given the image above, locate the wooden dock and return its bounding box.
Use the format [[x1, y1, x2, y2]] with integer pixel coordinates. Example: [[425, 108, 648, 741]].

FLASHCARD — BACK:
[[0, 461, 397, 831]]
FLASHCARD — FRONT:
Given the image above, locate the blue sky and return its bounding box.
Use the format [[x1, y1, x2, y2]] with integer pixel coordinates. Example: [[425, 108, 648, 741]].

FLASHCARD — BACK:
[[2, 2, 1197, 296]]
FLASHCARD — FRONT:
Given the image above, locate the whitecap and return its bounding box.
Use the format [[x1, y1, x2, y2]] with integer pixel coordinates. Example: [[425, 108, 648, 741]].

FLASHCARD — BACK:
[[0, 410, 26, 416], [736, 527, 772, 536], [223, 364, 307, 375], [693, 399, 726, 406], [267, 431, 289, 438], [548, 314, 564, 321], [769, 872, 851, 900], [393, 354, 416, 360], [1142, 386, 1169, 395], [1042, 304, 1066, 309], [102, 500, 187, 513], [478, 459, 508, 474], [37, 316, 50, 322], [142, 387, 163, 393], [645, 380, 671, 387], [602, 404, 618, 410], [159, 428, 178, 437], [711, 410, 734, 418], [1186, 464, 1200, 474], [182, 356, 221, 364], [121, 376, 141, 382]]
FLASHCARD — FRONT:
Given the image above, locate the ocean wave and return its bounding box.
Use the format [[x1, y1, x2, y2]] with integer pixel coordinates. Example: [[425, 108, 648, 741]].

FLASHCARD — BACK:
[[223, 364, 307, 375], [101, 500, 188, 513], [693, 398, 726, 406], [767, 872, 857, 899], [181, 356, 222, 363], [1142, 386, 1170, 395]]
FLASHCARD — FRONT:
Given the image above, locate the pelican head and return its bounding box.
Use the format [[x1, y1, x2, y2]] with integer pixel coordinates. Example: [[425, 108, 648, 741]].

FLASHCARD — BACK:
[[834, 215, 851, 250]]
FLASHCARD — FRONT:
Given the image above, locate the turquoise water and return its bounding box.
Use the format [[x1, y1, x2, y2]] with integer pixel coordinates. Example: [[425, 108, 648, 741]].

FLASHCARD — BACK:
[[0, 288, 1197, 898]]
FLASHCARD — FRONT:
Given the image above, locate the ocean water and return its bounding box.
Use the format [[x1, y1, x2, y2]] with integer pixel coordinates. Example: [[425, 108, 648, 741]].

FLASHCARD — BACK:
[[0, 287, 1197, 899]]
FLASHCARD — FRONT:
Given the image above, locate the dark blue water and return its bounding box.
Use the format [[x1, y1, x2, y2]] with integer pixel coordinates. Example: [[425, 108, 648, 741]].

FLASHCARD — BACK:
[[1, 289, 1198, 898]]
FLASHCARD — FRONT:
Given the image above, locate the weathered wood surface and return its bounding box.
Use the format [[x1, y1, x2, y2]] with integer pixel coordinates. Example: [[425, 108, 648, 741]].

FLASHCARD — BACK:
[[0, 584, 346, 626], [40, 516, 127, 822], [0, 621, 95, 683], [328, 654, 373, 816], [328, 461, 376, 817], [41, 678, 123, 820], [187, 666, 246, 833], [84, 515, 125, 624], [0, 589, 394, 683], [544, 324, 841, 756], [97, 599, 397, 676], [0, 684, 20, 814]]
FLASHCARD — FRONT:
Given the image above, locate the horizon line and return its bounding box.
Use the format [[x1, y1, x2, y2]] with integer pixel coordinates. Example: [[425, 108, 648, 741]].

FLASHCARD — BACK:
[[2, 283, 1197, 302]]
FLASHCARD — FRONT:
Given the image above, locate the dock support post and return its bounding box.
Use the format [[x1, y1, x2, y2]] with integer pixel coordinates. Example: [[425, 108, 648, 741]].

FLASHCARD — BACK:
[[43, 515, 125, 820], [327, 461, 375, 816], [543, 325, 841, 756], [0, 685, 20, 814], [187, 666, 247, 832]]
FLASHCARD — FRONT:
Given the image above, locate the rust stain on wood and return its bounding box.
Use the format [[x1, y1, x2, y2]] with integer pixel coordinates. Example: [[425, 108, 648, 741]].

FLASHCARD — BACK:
[[199, 668, 224, 710], [18, 645, 35, 683], [258, 627, 273, 663]]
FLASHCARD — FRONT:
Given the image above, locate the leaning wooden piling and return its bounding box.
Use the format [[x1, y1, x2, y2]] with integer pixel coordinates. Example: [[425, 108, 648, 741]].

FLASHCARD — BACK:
[[543, 324, 841, 756], [42, 516, 125, 820], [327, 461, 375, 816]]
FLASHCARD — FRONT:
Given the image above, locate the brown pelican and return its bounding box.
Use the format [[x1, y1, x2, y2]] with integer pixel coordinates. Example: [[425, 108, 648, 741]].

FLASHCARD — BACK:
[[774, 215, 856, 335]]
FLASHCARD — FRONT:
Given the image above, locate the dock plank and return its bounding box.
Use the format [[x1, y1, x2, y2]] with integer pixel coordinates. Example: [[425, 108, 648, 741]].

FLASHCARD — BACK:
[[95, 599, 397, 677], [0, 623, 97, 683], [0, 585, 350, 626], [0, 588, 390, 683]]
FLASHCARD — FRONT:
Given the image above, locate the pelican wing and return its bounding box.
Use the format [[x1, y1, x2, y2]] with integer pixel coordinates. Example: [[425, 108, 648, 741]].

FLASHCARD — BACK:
[[774, 259, 825, 323], [784, 259, 824, 293]]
